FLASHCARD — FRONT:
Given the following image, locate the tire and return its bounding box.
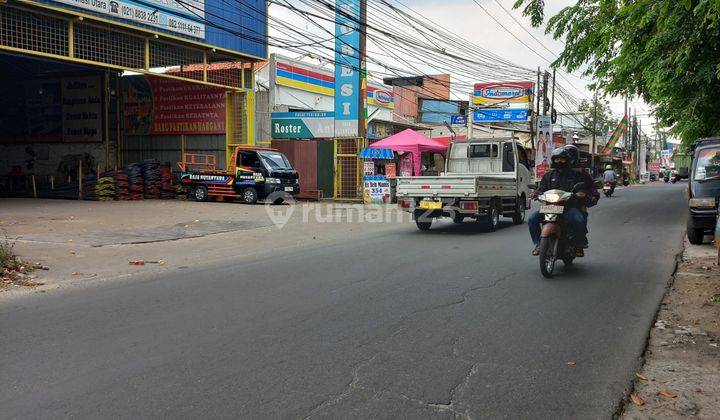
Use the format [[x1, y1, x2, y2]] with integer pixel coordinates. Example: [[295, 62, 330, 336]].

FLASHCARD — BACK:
[[242, 187, 258, 204], [512, 196, 526, 225], [563, 256, 575, 266], [671, 178, 677, 184], [452, 211, 464, 224], [604, 190, 612, 197], [193, 185, 208, 202], [416, 219, 432, 231], [687, 226, 705, 245], [485, 204, 500, 231], [539, 236, 558, 278]]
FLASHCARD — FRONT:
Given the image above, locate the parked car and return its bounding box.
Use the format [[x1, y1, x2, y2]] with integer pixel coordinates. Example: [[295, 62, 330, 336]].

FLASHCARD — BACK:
[[687, 138, 720, 244]]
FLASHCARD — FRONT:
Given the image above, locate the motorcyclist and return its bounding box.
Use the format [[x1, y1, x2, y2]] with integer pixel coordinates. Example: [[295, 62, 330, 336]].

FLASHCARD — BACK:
[[529, 148, 590, 257], [603, 165, 617, 192], [564, 144, 599, 210]]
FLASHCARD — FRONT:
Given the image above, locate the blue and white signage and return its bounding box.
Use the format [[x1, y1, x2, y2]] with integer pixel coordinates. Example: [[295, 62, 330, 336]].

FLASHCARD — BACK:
[[450, 115, 467, 125], [334, 0, 362, 137], [473, 109, 529, 123]]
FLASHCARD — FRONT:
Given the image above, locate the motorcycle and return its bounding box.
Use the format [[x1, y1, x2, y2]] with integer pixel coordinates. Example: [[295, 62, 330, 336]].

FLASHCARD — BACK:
[[603, 181, 614, 197], [537, 184, 585, 278]]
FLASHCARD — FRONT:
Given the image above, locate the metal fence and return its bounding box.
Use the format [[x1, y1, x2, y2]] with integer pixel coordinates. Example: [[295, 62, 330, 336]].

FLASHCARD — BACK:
[[0, 4, 249, 89], [334, 137, 366, 199]]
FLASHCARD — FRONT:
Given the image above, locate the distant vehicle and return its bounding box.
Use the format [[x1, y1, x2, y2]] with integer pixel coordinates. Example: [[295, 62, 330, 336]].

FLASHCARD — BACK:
[[673, 152, 692, 182], [603, 181, 614, 197], [396, 136, 532, 231], [686, 138, 720, 244], [179, 147, 299, 204]]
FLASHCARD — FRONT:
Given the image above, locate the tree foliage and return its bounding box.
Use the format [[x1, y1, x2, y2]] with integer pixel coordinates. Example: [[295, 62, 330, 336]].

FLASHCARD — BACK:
[[578, 96, 615, 138], [513, 0, 720, 145]]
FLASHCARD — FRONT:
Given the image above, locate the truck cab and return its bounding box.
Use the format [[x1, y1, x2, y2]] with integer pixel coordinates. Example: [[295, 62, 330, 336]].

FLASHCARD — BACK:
[[180, 147, 299, 204], [687, 138, 720, 244]]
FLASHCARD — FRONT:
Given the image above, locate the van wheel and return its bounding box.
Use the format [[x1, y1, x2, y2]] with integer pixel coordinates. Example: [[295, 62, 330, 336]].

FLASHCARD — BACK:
[[242, 187, 258, 204], [687, 226, 705, 245], [512, 196, 526, 225], [193, 186, 208, 202], [452, 212, 464, 224]]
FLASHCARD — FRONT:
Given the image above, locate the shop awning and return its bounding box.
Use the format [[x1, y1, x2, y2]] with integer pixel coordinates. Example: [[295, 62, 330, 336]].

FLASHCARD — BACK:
[[360, 148, 394, 159]]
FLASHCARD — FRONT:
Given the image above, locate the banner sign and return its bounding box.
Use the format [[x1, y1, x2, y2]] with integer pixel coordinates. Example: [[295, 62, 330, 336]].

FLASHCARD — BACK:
[[473, 81, 534, 106], [62, 76, 101, 142], [602, 114, 628, 155], [363, 175, 391, 204], [271, 112, 334, 139], [473, 108, 529, 123], [367, 86, 394, 109], [123, 76, 226, 135], [50, 0, 205, 39], [535, 115, 553, 179], [334, 0, 362, 137]]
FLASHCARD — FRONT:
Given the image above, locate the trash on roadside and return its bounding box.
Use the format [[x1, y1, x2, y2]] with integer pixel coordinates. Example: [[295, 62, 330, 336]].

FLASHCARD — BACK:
[[129, 259, 166, 266], [630, 393, 645, 406], [129, 260, 145, 266], [636, 373, 649, 381], [658, 389, 677, 398]]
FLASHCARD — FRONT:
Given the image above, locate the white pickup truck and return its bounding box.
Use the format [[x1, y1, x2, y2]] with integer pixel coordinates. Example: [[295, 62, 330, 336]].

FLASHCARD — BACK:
[[396, 136, 533, 231]]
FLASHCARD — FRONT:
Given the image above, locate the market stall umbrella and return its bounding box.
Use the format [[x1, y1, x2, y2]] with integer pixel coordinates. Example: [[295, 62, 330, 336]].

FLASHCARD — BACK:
[[368, 129, 447, 175]]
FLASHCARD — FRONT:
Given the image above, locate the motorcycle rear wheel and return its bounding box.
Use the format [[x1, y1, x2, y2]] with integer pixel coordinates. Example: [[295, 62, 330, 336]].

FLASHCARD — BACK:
[[539, 236, 558, 278]]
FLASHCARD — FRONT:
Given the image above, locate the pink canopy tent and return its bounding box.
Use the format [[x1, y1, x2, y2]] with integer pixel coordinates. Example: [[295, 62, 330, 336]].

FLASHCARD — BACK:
[[368, 129, 447, 176]]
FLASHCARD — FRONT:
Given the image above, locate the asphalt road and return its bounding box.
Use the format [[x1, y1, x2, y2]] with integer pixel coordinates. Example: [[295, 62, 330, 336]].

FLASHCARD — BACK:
[[0, 183, 687, 419]]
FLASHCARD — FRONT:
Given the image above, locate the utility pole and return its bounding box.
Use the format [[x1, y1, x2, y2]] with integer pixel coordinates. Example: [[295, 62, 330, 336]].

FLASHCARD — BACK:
[[542, 71, 550, 116], [550, 69, 556, 121], [591, 89, 598, 176], [358, 0, 367, 140]]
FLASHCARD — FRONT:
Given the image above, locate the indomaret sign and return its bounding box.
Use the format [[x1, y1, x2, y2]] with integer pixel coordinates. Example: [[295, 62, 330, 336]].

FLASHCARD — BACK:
[[333, 0, 362, 137]]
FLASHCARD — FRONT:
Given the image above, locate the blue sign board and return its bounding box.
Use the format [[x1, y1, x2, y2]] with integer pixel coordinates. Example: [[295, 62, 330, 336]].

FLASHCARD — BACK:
[[473, 109, 529, 123], [40, 0, 267, 58], [333, 0, 361, 137], [450, 115, 467, 125]]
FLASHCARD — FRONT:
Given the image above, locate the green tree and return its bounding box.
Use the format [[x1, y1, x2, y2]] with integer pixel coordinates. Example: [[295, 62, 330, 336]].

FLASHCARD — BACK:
[[513, 0, 720, 145], [577, 96, 615, 139]]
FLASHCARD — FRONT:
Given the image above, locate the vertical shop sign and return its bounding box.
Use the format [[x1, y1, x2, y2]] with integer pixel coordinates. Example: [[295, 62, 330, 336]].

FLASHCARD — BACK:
[[62, 76, 102, 142], [334, 0, 361, 137]]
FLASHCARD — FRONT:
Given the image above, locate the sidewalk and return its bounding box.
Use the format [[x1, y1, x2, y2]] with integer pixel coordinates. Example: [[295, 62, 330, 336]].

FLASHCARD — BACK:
[[0, 198, 414, 297], [622, 240, 720, 418]]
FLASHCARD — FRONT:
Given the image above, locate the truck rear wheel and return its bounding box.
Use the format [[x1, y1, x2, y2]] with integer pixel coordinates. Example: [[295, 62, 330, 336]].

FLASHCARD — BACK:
[[484, 204, 500, 231], [193, 186, 208, 202], [242, 187, 258, 204], [416, 219, 432, 231], [512, 196, 526, 225]]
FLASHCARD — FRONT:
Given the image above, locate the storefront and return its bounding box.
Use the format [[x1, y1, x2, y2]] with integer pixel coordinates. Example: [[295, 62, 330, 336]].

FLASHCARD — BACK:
[[0, 0, 266, 199]]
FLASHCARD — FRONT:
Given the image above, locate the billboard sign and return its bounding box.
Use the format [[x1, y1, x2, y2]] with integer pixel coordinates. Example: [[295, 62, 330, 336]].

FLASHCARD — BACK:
[[473, 108, 529, 123], [271, 112, 334, 139], [62, 76, 102, 142], [39, 0, 267, 57], [123, 76, 226, 135], [334, 0, 361, 137], [473, 81, 534, 106], [535, 115, 553, 179], [367, 86, 394, 109]]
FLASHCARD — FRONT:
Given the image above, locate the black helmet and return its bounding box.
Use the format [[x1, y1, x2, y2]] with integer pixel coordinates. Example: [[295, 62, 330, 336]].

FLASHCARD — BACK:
[[550, 148, 570, 168], [564, 145, 579, 167]]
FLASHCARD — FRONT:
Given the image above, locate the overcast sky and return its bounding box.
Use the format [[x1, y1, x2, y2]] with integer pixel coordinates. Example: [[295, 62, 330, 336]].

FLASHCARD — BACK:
[[269, 0, 658, 138]]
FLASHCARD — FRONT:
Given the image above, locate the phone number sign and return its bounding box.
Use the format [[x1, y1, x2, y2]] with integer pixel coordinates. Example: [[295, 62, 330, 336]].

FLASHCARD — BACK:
[[48, 0, 206, 39]]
